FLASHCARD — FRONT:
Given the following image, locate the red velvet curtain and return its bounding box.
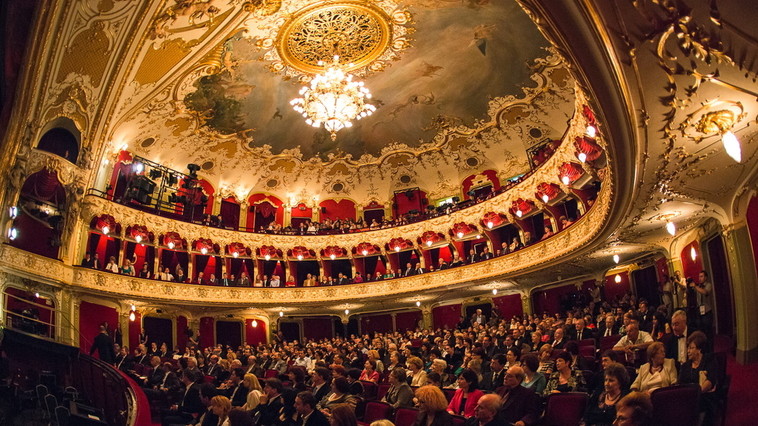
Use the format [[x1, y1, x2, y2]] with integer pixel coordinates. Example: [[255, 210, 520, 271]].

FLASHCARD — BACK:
[[303, 317, 334, 341], [199, 317, 215, 349], [245, 319, 267, 345], [493, 294, 523, 320], [395, 311, 422, 332], [78, 301, 118, 355], [220, 198, 240, 229], [432, 304, 461, 330], [176, 316, 188, 351]]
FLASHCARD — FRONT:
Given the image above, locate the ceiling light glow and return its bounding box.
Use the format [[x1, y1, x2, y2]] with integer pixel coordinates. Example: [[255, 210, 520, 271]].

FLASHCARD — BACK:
[[722, 131, 742, 163], [613, 254, 620, 264], [666, 221, 676, 236], [586, 125, 597, 137]]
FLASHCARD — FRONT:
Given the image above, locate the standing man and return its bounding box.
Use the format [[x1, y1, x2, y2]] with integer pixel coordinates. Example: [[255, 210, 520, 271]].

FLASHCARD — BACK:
[[90, 325, 116, 364], [692, 270, 714, 338]]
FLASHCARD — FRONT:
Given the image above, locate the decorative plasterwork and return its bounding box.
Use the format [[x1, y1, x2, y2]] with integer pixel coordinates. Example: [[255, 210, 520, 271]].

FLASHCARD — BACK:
[[0, 176, 611, 305]]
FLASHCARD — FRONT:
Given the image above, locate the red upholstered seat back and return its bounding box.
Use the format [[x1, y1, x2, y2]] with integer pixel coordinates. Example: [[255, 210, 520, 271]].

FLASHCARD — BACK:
[[651, 384, 700, 426], [543, 392, 589, 426]]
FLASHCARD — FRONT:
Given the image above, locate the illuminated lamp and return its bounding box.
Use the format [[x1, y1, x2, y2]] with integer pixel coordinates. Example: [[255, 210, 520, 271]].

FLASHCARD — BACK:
[[279, 311, 284, 317], [168, 241, 175, 249], [492, 288, 498, 295], [129, 311, 136, 322], [426, 240, 432, 247], [200, 247, 208, 255], [394, 246, 401, 252], [251, 319, 258, 328], [613, 254, 620, 264], [722, 131, 741, 163], [232, 251, 239, 258], [265, 254, 271, 261], [135, 235, 142, 243], [614, 274, 622, 283], [330, 254, 336, 260], [362, 250, 368, 256], [578, 152, 587, 163], [457, 232, 464, 238], [487, 221, 494, 229], [690, 246, 697, 261], [35, 292, 40, 298], [297, 254, 303, 260], [515, 209, 523, 218], [9, 206, 17, 219], [7, 227, 17, 240], [666, 221, 676, 236], [561, 176, 570, 185], [586, 125, 597, 137], [102, 226, 110, 235], [344, 309, 350, 315], [416, 301, 421, 307], [133, 162, 144, 173]]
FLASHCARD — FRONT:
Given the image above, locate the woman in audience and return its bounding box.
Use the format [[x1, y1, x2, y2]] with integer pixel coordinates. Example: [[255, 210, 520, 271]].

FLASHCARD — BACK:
[[287, 367, 307, 392], [585, 362, 629, 425], [242, 373, 263, 411], [105, 256, 119, 273], [174, 267, 187, 283], [319, 377, 359, 414], [430, 359, 453, 387], [138, 263, 151, 279], [425, 372, 442, 389], [544, 351, 586, 395], [329, 403, 358, 426], [159, 267, 174, 281], [386, 351, 403, 373], [631, 342, 677, 393], [537, 344, 555, 374], [467, 358, 483, 384], [504, 347, 521, 369], [649, 312, 669, 341], [530, 331, 543, 351], [121, 258, 135, 276], [521, 353, 547, 394], [413, 385, 452, 426], [359, 359, 380, 383], [678, 331, 719, 423], [446, 369, 483, 418], [407, 356, 427, 386], [367, 350, 384, 373], [210, 395, 232, 426], [382, 368, 414, 409]]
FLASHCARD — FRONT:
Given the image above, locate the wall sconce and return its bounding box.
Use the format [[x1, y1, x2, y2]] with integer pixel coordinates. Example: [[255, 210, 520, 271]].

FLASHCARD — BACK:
[[251, 319, 258, 328], [613, 254, 620, 264], [690, 246, 697, 261], [666, 221, 676, 236], [614, 274, 622, 283]]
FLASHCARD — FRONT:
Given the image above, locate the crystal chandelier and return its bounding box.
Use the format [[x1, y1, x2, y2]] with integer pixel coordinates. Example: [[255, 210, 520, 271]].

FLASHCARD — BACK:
[[290, 55, 376, 140]]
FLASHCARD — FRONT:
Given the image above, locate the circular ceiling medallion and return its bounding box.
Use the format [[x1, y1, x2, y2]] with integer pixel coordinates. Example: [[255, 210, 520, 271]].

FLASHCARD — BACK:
[[399, 175, 412, 184], [277, 2, 392, 74], [201, 161, 214, 170], [267, 179, 279, 188], [529, 127, 543, 139], [465, 157, 480, 167], [332, 182, 345, 192], [140, 137, 155, 148]]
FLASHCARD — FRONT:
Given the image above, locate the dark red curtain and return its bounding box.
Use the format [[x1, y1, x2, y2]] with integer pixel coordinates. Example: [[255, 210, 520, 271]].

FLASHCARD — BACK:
[[395, 311, 422, 332], [86, 233, 121, 267], [361, 314, 393, 335], [303, 317, 333, 341], [493, 294, 523, 320], [216, 321, 242, 349], [78, 301, 118, 355], [245, 319, 267, 346], [199, 317, 214, 349], [143, 316, 173, 352], [37, 128, 79, 163], [432, 304, 461, 330], [220, 198, 240, 230], [125, 241, 153, 274], [176, 316, 188, 351]]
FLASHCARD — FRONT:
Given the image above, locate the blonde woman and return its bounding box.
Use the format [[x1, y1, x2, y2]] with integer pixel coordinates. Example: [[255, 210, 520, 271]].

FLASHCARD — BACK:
[[367, 350, 384, 373], [631, 342, 678, 393], [242, 373, 263, 411], [407, 356, 427, 387], [210, 395, 232, 426]]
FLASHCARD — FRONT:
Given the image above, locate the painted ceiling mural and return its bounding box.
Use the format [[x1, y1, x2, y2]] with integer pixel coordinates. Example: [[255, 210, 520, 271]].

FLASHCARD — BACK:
[[113, 0, 576, 204]]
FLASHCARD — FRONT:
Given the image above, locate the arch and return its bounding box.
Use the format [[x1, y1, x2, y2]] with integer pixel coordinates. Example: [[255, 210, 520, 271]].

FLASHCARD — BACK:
[[37, 117, 81, 164], [11, 169, 66, 258]]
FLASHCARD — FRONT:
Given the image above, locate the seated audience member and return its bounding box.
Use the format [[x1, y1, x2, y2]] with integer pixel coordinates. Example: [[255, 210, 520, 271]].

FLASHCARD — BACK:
[[584, 363, 630, 426], [543, 351, 586, 395], [430, 358, 454, 387], [160, 369, 203, 426], [209, 395, 231, 426], [520, 353, 546, 395], [329, 404, 358, 426], [413, 385, 453, 426], [255, 378, 285, 426], [496, 366, 539, 426], [481, 354, 506, 392], [590, 350, 618, 393], [382, 368, 414, 409], [158, 267, 174, 281], [241, 373, 264, 411], [220, 368, 248, 407], [613, 323, 653, 359], [425, 372, 442, 389], [664, 310, 689, 365], [138, 263, 151, 279], [105, 256, 119, 273], [407, 356, 428, 387], [537, 344, 555, 375], [465, 393, 503, 426], [174, 267, 187, 283], [318, 377, 358, 414], [550, 327, 567, 349], [294, 391, 329, 426], [630, 342, 677, 393], [613, 391, 653, 426], [677, 331, 719, 423], [541, 226, 554, 240], [359, 359, 380, 383], [345, 368, 364, 396], [447, 369, 484, 418], [196, 383, 219, 426]]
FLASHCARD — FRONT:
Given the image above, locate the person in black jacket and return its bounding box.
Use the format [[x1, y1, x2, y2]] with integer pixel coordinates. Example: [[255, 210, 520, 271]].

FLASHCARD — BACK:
[[496, 366, 540, 426], [293, 391, 329, 426], [89, 325, 116, 364], [255, 378, 285, 426], [161, 370, 203, 426]]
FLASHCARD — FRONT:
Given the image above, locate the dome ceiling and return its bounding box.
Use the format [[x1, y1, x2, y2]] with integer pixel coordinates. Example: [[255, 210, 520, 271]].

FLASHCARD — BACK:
[[113, 0, 576, 203]]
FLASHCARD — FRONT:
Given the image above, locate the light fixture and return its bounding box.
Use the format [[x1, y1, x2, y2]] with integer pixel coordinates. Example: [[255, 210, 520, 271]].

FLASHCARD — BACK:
[[666, 221, 676, 236], [232, 251, 239, 258], [722, 131, 741, 163], [515, 209, 523, 218], [561, 175, 570, 185], [279, 311, 284, 317], [330, 254, 336, 260], [344, 309, 350, 315], [129, 311, 136, 322], [133, 162, 144, 174], [690, 246, 697, 261], [297, 254, 303, 260], [457, 232, 464, 238], [135, 235, 142, 243], [35, 292, 40, 298], [9, 206, 17, 219], [487, 221, 494, 229], [614, 274, 622, 283], [492, 288, 498, 295], [362, 250, 368, 256], [394, 246, 401, 252], [415, 301, 421, 307], [102, 226, 110, 235], [613, 254, 620, 264], [7, 227, 17, 240], [542, 194, 549, 203], [252, 319, 258, 328], [290, 55, 376, 141], [586, 125, 597, 137], [578, 152, 587, 163], [426, 240, 432, 247], [265, 254, 271, 261], [131, 304, 136, 311], [201, 247, 208, 255], [168, 241, 175, 249]]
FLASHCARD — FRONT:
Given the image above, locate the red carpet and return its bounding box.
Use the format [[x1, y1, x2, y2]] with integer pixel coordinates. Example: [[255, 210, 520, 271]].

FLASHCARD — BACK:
[[714, 336, 756, 425]]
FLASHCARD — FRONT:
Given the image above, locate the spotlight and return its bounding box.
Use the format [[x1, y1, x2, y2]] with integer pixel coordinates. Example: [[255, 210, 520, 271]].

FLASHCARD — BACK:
[[252, 319, 258, 328], [168, 241, 175, 249], [149, 169, 162, 179], [613, 254, 620, 264], [133, 162, 144, 174], [492, 288, 498, 295], [722, 131, 741, 163], [9, 206, 17, 219], [542, 194, 549, 203], [562, 176, 570, 185], [578, 152, 587, 163], [330, 254, 336, 260], [102, 226, 110, 235], [7, 227, 17, 240], [614, 274, 622, 283], [666, 221, 676, 236]]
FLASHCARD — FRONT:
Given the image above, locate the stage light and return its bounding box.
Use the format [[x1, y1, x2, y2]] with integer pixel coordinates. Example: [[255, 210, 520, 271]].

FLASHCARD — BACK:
[[133, 162, 144, 174], [7, 227, 17, 240], [9, 206, 17, 219]]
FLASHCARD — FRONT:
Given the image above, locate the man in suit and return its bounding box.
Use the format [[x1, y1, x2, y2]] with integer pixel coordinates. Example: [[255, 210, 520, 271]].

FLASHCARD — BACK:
[[239, 272, 251, 287], [194, 383, 219, 426], [480, 246, 494, 260], [550, 327, 567, 350], [570, 318, 594, 343], [244, 355, 263, 377], [481, 354, 506, 392], [219, 272, 232, 287], [335, 273, 349, 285], [466, 393, 504, 426], [496, 366, 540, 426], [89, 325, 116, 364], [115, 346, 133, 371], [207, 273, 218, 285], [664, 310, 689, 365], [81, 252, 94, 267], [221, 368, 248, 407], [145, 362, 181, 402], [294, 391, 329, 426], [144, 356, 165, 389], [414, 264, 425, 275], [482, 336, 498, 359], [205, 354, 221, 379], [404, 262, 415, 277], [467, 249, 480, 264], [161, 370, 203, 426], [256, 378, 285, 426], [310, 367, 331, 403]]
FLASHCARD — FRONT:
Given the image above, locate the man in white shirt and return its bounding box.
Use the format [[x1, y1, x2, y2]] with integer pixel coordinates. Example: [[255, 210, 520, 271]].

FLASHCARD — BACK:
[[614, 323, 653, 355], [665, 310, 688, 364]]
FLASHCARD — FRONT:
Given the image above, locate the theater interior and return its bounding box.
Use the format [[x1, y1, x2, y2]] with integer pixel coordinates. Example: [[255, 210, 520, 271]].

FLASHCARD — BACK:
[[0, 0, 756, 425]]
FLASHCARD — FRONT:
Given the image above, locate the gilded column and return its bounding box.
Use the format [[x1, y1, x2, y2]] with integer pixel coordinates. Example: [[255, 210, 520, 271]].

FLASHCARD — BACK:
[[421, 307, 432, 330], [520, 293, 532, 317], [723, 224, 758, 363]]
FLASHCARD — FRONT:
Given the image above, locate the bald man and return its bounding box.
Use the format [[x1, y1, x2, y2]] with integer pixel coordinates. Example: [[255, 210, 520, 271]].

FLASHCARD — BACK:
[[496, 366, 539, 426], [465, 393, 502, 426]]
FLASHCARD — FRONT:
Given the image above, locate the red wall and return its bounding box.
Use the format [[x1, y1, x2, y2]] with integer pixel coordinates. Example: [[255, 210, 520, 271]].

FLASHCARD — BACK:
[[493, 294, 523, 320], [747, 196, 758, 275], [361, 314, 393, 335], [245, 318, 268, 346], [680, 240, 703, 280], [176, 316, 188, 351], [395, 311, 422, 332], [604, 272, 631, 303], [303, 317, 334, 341], [128, 310, 142, 352], [532, 283, 578, 315], [319, 199, 357, 221], [432, 304, 461, 330], [79, 301, 118, 356], [247, 193, 284, 227], [199, 316, 215, 349], [394, 189, 427, 217]]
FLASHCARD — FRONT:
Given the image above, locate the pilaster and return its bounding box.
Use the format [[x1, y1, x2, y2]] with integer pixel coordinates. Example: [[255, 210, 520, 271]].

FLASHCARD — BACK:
[[723, 224, 758, 363]]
